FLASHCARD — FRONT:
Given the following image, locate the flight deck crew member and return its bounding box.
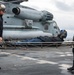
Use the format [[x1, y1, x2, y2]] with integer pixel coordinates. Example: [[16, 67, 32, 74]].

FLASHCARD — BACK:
[[0, 4, 6, 42], [67, 36, 74, 73], [0, 4, 6, 70]]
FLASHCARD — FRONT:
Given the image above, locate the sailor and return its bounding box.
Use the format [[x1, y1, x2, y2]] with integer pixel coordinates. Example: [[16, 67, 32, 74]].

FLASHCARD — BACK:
[[67, 36, 74, 73], [0, 4, 6, 42], [0, 4, 6, 70]]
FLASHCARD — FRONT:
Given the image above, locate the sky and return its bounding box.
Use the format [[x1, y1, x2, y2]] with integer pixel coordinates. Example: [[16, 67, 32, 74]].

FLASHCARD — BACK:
[[21, 0, 74, 40]]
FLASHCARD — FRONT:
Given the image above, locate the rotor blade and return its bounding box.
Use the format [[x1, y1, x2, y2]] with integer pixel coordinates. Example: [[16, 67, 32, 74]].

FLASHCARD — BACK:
[[0, 0, 28, 3], [4, 0, 28, 2]]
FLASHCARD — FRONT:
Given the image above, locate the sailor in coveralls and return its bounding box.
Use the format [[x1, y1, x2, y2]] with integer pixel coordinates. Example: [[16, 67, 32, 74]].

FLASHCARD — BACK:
[[67, 36, 74, 73], [0, 4, 6, 69]]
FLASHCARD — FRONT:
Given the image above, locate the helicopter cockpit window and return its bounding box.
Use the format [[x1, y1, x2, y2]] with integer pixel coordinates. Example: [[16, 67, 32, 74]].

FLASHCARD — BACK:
[[53, 22, 59, 29], [54, 26, 58, 29]]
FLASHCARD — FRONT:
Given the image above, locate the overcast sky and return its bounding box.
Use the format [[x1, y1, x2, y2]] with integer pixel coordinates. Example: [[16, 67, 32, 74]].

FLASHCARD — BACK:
[[21, 0, 74, 40]]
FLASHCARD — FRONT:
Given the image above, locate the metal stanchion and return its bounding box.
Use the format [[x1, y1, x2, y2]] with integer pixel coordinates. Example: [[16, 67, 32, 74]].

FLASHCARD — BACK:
[[0, 40, 74, 49]]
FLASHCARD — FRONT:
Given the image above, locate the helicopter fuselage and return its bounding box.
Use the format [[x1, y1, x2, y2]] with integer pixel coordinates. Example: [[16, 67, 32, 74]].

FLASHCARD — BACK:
[[1, 1, 61, 40]]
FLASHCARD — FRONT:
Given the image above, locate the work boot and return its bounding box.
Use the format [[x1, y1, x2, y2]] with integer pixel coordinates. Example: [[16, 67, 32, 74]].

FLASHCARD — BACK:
[[67, 67, 74, 71], [0, 67, 1, 69], [67, 60, 74, 71], [71, 70, 74, 74]]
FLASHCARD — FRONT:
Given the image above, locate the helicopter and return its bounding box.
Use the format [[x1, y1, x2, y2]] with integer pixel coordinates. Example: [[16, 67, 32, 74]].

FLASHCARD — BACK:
[[0, 0, 67, 43]]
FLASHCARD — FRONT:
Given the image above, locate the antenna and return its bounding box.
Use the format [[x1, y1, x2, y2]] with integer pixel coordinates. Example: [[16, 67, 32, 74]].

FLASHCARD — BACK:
[[0, 0, 28, 4]]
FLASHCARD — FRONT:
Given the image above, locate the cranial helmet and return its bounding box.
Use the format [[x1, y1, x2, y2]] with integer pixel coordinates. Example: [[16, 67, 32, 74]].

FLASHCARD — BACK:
[[0, 4, 6, 11]]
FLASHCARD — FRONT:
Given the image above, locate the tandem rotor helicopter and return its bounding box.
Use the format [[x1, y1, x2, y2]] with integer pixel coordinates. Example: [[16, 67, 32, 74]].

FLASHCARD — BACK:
[[0, 0, 67, 45]]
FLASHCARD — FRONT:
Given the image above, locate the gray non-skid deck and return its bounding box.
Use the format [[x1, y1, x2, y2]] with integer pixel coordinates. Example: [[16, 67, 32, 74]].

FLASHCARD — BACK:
[[0, 46, 73, 75]]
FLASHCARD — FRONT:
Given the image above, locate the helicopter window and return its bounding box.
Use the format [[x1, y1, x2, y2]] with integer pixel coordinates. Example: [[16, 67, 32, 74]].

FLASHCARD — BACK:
[[7, 16, 9, 18], [54, 26, 58, 29], [44, 24, 48, 30], [4, 21, 7, 23]]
